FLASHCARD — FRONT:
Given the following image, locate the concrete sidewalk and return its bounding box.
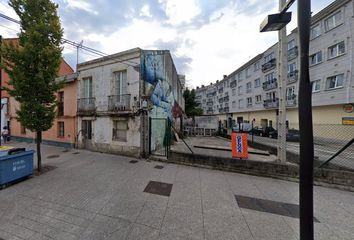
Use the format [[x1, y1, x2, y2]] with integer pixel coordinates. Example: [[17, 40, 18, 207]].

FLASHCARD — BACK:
[[0, 142, 353, 240]]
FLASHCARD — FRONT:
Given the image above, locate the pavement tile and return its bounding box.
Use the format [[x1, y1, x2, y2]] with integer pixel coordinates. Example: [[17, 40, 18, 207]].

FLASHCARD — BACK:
[[125, 223, 160, 240]]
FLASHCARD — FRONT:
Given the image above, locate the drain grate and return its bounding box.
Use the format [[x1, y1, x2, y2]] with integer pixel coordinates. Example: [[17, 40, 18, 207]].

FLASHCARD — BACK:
[[144, 181, 173, 197], [129, 160, 138, 164], [235, 195, 319, 222], [46, 155, 60, 159], [154, 165, 164, 169]]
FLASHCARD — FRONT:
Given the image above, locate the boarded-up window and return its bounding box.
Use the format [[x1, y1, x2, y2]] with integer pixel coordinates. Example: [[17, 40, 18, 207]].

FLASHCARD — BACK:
[[58, 122, 64, 137], [112, 120, 128, 142]]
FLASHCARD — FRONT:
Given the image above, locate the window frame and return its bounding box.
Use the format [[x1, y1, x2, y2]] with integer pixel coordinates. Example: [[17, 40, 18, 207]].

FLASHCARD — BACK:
[[326, 74, 344, 90], [324, 11, 343, 32], [311, 80, 321, 93], [327, 41, 345, 59], [310, 24, 321, 40], [309, 51, 322, 66], [58, 121, 65, 138]]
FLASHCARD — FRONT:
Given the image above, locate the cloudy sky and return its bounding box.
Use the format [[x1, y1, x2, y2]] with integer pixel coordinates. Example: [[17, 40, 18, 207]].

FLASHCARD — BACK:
[[1, 0, 335, 87]]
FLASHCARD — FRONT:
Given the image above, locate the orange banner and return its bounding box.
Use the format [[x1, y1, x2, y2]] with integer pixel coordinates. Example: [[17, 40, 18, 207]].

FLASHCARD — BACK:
[[231, 133, 248, 159]]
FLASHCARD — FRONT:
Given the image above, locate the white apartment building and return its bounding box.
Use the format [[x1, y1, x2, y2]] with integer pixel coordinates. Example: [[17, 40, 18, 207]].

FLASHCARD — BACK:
[[195, 0, 354, 134], [77, 48, 184, 157]]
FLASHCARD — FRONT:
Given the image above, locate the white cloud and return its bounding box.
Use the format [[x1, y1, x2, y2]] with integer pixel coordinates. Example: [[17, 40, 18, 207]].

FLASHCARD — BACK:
[[140, 4, 152, 18], [160, 0, 201, 26], [63, 0, 98, 15]]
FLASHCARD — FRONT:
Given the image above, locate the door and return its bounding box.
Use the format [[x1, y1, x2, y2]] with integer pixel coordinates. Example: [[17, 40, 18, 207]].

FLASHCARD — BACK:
[[82, 120, 93, 149]]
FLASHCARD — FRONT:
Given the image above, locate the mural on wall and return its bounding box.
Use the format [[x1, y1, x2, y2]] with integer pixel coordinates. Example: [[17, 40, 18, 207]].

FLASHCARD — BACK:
[[141, 50, 183, 151], [140, 50, 182, 121]]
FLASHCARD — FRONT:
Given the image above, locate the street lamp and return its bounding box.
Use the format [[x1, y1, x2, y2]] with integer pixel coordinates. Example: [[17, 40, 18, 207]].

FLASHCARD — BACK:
[[260, 12, 292, 32], [260, 1, 314, 240]]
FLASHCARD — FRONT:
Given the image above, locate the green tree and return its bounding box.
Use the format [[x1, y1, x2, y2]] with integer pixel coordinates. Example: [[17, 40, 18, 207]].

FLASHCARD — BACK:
[[1, 0, 63, 172], [183, 88, 203, 117]]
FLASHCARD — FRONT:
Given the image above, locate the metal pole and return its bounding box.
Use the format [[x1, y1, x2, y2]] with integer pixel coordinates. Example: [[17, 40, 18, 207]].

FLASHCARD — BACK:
[[277, 0, 287, 163], [298, 0, 314, 239]]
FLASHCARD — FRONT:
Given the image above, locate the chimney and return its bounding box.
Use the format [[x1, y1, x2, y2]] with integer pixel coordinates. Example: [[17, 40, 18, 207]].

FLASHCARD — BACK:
[[223, 75, 227, 79]]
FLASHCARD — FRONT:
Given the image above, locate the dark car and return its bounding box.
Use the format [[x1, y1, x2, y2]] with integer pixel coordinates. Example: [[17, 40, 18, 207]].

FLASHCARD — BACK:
[[252, 126, 275, 137], [269, 129, 300, 142]]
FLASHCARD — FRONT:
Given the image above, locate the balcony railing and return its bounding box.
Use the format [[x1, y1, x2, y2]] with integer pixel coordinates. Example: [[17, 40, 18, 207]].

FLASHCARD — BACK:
[[263, 98, 279, 109], [108, 94, 131, 112], [223, 96, 229, 102], [57, 102, 64, 116], [286, 94, 297, 107], [77, 98, 96, 113], [287, 70, 298, 83], [246, 88, 252, 93], [288, 46, 298, 60], [263, 78, 278, 91], [207, 102, 213, 106], [223, 107, 229, 112], [261, 58, 276, 72], [207, 109, 213, 114], [219, 98, 224, 103]]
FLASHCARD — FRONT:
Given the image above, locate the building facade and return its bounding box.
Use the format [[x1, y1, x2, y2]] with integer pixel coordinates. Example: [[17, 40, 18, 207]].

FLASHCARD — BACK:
[[76, 48, 184, 157], [195, 0, 354, 136], [1, 38, 78, 147]]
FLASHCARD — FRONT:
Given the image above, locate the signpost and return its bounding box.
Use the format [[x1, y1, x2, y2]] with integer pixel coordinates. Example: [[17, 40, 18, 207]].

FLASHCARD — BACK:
[[231, 132, 248, 159]]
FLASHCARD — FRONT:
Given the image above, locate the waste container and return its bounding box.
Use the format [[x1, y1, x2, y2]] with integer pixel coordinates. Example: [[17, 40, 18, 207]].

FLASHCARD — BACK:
[[0, 150, 34, 185]]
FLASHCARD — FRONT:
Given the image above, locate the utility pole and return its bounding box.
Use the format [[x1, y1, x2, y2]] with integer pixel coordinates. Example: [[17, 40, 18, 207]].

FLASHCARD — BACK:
[[277, 0, 288, 163]]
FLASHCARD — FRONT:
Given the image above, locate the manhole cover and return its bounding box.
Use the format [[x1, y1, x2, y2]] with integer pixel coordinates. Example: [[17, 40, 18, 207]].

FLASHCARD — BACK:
[[129, 160, 138, 164], [46, 155, 60, 159], [144, 181, 173, 197], [154, 165, 164, 169], [235, 195, 319, 222]]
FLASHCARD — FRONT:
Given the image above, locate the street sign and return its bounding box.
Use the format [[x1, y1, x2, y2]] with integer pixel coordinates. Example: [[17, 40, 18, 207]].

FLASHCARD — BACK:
[[231, 133, 248, 159]]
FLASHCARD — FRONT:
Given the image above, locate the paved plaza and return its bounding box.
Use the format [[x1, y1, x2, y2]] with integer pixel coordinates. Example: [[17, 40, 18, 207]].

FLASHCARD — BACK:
[[0, 142, 353, 240]]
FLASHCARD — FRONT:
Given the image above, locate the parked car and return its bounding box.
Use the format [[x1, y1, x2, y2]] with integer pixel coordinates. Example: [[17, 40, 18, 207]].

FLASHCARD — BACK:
[[269, 129, 300, 142], [232, 123, 253, 132], [252, 126, 275, 137]]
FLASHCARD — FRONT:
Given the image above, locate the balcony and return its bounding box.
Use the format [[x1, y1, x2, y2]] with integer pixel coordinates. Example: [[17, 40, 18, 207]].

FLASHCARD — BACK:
[[57, 102, 64, 117], [287, 70, 298, 84], [286, 94, 297, 107], [261, 58, 276, 72], [77, 98, 96, 115], [223, 96, 229, 102], [207, 109, 213, 114], [223, 107, 229, 113], [108, 94, 131, 112], [288, 46, 298, 60], [230, 81, 237, 88], [219, 108, 224, 113], [263, 98, 279, 109], [207, 102, 213, 107], [219, 98, 224, 103], [263, 79, 278, 91], [246, 88, 252, 93]]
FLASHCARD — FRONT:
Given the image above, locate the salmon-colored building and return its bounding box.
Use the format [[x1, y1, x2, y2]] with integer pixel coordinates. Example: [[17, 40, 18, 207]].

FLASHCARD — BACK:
[[2, 38, 78, 148]]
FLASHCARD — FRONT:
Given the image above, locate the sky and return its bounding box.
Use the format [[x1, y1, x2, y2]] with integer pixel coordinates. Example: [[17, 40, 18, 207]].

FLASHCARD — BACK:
[[0, 0, 335, 88]]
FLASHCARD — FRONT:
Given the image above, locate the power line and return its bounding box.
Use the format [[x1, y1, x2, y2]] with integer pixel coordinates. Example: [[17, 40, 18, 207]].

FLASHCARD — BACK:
[[0, 11, 140, 68]]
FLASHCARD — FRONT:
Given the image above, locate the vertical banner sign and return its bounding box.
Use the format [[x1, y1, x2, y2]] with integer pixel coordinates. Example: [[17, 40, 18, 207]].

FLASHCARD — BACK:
[[232, 133, 248, 159]]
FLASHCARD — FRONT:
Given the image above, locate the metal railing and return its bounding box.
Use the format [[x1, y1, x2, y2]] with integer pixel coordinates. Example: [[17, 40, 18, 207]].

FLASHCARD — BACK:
[[263, 79, 278, 91], [288, 46, 298, 60], [287, 70, 298, 83], [108, 94, 131, 112], [286, 94, 297, 106], [263, 98, 279, 108], [261, 58, 276, 72], [77, 98, 96, 113]]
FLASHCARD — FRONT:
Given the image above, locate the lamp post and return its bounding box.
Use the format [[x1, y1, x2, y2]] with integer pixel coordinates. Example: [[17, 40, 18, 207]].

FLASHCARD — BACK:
[[260, 0, 314, 239]]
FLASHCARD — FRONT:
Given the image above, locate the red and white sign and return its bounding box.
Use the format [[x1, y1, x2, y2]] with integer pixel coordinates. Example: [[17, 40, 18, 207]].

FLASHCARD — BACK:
[[231, 133, 248, 159]]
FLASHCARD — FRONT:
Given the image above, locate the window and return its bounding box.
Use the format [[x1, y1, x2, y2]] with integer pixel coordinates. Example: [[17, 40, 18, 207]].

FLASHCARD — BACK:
[[114, 70, 127, 96], [246, 66, 251, 78], [238, 86, 243, 95], [238, 71, 243, 82], [254, 61, 260, 71], [232, 101, 236, 108], [309, 51, 322, 65], [265, 72, 275, 82], [239, 99, 244, 108], [310, 24, 321, 39], [326, 74, 344, 90], [288, 39, 295, 50], [255, 95, 262, 103], [83, 77, 93, 98], [82, 120, 92, 140], [113, 120, 128, 142], [328, 41, 345, 59], [266, 91, 277, 101], [232, 88, 236, 96], [264, 52, 274, 62], [247, 97, 252, 106], [311, 80, 321, 92], [288, 62, 296, 73], [58, 91, 64, 117], [58, 122, 64, 137], [225, 102, 229, 107], [254, 78, 261, 87], [246, 82, 252, 93], [286, 86, 295, 100], [325, 11, 343, 31]]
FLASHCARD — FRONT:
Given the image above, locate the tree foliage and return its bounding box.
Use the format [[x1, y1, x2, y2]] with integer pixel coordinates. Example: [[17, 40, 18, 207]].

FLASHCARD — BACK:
[[1, 0, 63, 172], [183, 88, 203, 117]]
